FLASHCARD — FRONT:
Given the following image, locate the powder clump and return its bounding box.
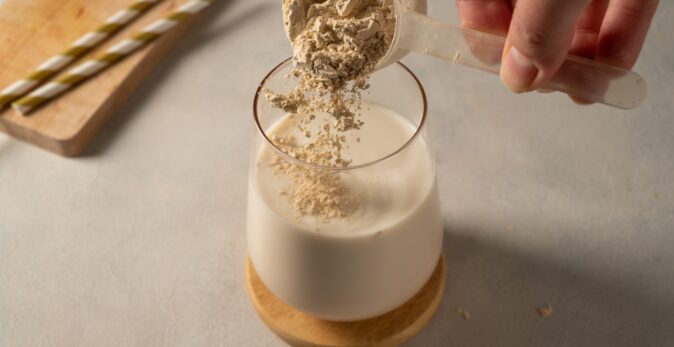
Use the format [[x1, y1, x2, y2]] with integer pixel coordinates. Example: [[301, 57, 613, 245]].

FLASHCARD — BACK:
[[289, 0, 395, 91]]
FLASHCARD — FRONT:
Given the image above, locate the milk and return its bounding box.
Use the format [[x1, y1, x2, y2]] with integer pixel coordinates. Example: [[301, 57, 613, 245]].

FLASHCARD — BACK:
[[247, 103, 443, 321]]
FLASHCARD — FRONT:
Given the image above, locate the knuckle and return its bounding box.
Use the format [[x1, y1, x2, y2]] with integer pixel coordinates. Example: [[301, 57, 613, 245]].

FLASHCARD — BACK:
[[611, 0, 659, 23], [615, 1, 652, 19], [601, 39, 636, 66], [512, 20, 549, 51]]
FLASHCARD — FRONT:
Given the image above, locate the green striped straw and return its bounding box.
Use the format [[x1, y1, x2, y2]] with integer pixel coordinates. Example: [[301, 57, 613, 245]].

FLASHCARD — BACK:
[[13, 0, 212, 115], [0, 0, 163, 109]]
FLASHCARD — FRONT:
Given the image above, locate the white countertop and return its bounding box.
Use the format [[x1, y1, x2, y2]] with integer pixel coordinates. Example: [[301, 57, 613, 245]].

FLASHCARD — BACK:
[[1, 0, 673, 346]]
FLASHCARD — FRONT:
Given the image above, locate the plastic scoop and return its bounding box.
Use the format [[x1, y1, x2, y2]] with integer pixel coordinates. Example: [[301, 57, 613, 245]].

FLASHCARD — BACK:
[[379, 0, 647, 109], [282, 0, 647, 109]]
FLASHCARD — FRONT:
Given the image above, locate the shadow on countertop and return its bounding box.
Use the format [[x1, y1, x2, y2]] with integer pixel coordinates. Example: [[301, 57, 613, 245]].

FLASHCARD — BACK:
[[84, 0, 274, 157], [406, 222, 674, 347]]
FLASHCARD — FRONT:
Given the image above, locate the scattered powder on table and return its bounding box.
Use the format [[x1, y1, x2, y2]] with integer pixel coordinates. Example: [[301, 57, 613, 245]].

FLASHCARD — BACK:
[[537, 304, 553, 318], [455, 307, 471, 320], [264, 0, 395, 221]]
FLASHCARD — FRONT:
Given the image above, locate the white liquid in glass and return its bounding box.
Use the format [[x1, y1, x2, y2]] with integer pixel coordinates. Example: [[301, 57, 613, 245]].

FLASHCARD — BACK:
[[247, 103, 443, 321]]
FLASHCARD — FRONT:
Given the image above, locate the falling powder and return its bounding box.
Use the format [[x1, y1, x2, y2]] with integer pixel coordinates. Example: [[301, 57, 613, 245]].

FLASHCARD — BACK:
[[265, 0, 395, 221]]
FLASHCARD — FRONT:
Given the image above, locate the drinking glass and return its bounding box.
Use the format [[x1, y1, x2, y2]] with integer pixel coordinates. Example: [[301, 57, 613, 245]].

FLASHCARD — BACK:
[[248, 59, 443, 321]]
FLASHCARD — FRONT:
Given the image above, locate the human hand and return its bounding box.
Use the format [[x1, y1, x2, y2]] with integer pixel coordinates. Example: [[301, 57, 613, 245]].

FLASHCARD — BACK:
[[456, 0, 658, 101]]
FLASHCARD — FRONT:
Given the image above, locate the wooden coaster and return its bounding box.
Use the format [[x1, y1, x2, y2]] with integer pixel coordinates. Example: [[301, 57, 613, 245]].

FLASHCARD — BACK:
[[246, 255, 446, 347]]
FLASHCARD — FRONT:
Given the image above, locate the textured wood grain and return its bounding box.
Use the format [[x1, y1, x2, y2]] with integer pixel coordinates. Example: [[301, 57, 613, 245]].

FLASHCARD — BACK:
[[246, 255, 445, 347], [0, 0, 202, 156]]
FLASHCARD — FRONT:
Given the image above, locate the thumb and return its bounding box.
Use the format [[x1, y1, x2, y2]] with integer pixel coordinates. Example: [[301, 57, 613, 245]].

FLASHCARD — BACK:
[[500, 0, 591, 93]]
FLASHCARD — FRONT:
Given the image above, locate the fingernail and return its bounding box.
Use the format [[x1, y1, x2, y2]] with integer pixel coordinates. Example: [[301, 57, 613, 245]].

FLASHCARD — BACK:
[[501, 46, 539, 93]]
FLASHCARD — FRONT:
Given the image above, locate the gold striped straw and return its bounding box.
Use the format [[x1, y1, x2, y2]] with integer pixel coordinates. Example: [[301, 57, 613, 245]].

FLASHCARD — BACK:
[[13, 0, 213, 115], [0, 0, 163, 109]]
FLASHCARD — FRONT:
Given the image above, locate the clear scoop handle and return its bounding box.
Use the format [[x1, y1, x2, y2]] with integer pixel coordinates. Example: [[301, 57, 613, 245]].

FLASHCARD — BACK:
[[395, 11, 647, 109]]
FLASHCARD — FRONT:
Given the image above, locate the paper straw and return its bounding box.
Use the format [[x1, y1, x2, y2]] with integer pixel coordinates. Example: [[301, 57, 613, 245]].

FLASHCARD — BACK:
[[13, 0, 212, 115], [0, 0, 163, 109]]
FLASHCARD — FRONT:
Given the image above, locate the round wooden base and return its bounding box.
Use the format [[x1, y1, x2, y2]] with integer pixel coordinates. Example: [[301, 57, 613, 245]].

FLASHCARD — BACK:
[[246, 255, 445, 347]]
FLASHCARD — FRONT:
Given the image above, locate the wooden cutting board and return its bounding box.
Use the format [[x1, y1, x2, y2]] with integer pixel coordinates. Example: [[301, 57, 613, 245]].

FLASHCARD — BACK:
[[0, 0, 203, 156]]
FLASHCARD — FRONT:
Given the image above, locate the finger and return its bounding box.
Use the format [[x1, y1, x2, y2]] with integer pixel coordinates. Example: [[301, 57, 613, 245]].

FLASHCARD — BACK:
[[570, 0, 609, 58], [456, 0, 512, 65], [570, 96, 594, 104], [566, 0, 608, 104], [500, 0, 591, 93], [596, 0, 659, 69], [456, 0, 512, 35]]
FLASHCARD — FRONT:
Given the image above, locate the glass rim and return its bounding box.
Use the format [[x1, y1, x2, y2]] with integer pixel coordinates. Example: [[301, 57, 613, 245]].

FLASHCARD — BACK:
[[253, 58, 428, 172]]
